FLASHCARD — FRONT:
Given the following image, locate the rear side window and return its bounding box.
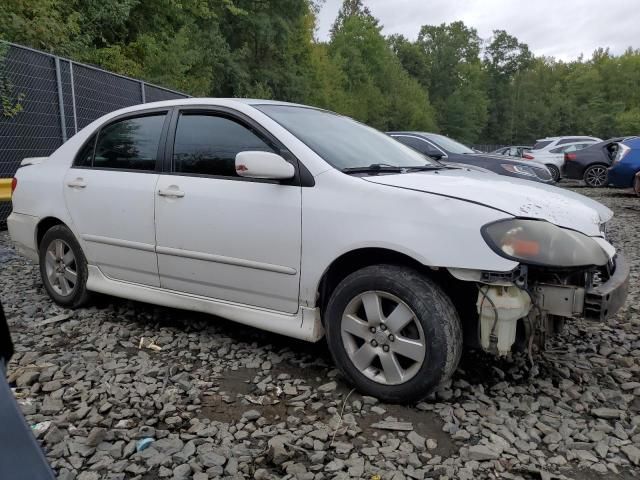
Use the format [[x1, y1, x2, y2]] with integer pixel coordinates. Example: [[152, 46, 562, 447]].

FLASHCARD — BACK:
[[532, 140, 552, 150], [93, 114, 166, 171], [557, 138, 596, 146], [172, 113, 275, 177], [74, 134, 96, 167]]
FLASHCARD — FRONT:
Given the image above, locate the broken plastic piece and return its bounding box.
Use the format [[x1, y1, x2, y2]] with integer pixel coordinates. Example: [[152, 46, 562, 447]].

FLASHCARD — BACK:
[[136, 437, 154, 452]]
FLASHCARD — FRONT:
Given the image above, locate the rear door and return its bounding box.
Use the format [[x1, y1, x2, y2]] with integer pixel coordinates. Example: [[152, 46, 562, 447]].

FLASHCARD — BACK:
[[63, 111, 169, 286], [154, 108, 302, 313]]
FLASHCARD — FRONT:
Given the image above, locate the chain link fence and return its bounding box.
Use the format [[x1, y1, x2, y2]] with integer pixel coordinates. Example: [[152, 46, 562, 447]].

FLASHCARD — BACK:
[[0, 41, 188, 223]]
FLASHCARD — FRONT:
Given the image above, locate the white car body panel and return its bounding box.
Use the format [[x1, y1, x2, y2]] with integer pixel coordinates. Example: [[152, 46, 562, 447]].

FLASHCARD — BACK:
[[64, 169, 161, 286], [7, 99, 618, 342], [155, 174, 302, 313]]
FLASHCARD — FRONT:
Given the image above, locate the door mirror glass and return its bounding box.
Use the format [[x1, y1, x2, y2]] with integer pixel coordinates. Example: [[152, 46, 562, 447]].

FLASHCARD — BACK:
[[428, 151, 444, 161], [235, 151, 295, 180]]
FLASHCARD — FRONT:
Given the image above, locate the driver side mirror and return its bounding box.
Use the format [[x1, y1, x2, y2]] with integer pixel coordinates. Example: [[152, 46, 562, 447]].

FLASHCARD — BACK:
[[235, 151, 295, 180], [428, 151, 445, 161]]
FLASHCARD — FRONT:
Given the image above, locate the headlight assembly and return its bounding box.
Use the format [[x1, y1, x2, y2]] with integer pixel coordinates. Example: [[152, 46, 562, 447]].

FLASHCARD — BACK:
[[482, 219, 610, 267], [500, 164, 537, 177]]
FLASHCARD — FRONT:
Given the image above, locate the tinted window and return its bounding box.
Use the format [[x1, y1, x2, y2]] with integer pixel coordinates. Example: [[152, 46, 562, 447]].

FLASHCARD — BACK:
[[557, 137, 596, 145], [394, 136, 439, 156], [94, 114, 165, 171], [422, 133, 474, 154], [74, 134, 96, 167], [255, 105, 436, 169], [173, 114, 275, 176], [532, 140, 553, 150]]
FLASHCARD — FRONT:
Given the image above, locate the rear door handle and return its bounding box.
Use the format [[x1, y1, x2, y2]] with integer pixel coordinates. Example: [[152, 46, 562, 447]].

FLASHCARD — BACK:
[[158, 188, 185, 198], [66, 179, 87, 189]]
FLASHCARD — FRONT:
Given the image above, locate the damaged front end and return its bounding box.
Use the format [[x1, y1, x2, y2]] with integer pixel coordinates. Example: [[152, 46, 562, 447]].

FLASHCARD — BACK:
[[451, 218, 630, 357]]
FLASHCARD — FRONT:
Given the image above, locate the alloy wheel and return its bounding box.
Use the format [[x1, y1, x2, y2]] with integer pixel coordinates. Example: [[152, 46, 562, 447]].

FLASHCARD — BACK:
[[340, 291, 426, 385], [44, 239, 77, 296], [585, 166, 607, 187]]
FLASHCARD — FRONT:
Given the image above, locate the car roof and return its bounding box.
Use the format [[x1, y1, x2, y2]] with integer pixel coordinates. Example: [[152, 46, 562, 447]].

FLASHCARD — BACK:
[[109, 97, 313, 114], [536, 135, 600, 141]]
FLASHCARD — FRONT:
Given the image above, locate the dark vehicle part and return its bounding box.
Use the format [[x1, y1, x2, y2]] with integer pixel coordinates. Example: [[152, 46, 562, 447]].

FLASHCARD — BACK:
[[562, 137, 629, 185], [0, 300, 56, 480], [39, 225, 90, 308], [387, 131, 553, 184], [324, 264, 462, 403]]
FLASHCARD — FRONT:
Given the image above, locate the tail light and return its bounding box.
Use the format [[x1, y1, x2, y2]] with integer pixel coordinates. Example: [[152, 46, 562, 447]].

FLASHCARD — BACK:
[[523, 154, 534, 160], [11, 177, 17, 194], [565, 153, 577, 161]]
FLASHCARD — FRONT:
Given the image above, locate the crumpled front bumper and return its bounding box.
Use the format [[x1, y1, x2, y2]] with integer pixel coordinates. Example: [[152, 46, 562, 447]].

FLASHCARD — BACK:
[[532, 253, 629, 322], [584, 253, 630, 321]]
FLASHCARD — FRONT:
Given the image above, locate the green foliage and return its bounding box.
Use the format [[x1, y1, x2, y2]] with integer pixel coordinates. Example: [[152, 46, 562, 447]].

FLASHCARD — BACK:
[[0, 42, 25, 118], [1, 0, 639, 143]]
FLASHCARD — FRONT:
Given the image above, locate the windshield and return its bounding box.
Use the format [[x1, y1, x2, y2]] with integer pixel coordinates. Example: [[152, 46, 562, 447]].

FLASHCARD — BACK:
[[254, 105, 436, 169], [422, 133, 475, 154]]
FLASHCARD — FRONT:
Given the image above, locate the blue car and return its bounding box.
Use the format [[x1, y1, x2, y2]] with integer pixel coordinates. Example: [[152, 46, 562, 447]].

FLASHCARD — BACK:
[[608, 136, 640, 187]]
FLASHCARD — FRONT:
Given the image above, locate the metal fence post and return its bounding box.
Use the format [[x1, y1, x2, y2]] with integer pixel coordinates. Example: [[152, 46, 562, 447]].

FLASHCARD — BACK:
[[69, 61, 78, 134], [54, 56, 67, 142], [140, 81, 146, 103]]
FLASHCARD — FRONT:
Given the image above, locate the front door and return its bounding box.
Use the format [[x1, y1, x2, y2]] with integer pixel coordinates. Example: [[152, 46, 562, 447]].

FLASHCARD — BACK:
[[63, 112, 168, 286], [154, 110, 302, 313]]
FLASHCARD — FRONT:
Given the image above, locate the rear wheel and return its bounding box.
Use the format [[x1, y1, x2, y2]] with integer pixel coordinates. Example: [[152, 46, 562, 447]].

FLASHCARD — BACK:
[[39, 225, 90, 308], [324, 265, 462, 403], [546, 164, 560, 183], [583, 164, 608, 187]]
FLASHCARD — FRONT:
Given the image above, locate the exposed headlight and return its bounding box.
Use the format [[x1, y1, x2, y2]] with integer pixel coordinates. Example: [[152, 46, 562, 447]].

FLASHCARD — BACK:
[[481, 219, 609, 267], [500, 164, 537, 177]]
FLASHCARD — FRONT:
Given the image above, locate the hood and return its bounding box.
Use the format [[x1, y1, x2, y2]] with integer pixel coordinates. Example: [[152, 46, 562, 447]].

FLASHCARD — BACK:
[[364, 169, 612, 236]]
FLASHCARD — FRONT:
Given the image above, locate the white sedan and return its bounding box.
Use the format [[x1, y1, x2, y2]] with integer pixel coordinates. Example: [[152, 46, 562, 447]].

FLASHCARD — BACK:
[[8, 99, 629, 402]]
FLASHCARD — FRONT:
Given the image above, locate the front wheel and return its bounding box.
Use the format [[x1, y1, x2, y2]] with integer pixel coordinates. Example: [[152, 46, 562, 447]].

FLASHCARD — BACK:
[[324, 265, 462, 404], [39, 225, 90, 308], [583, 164, 608, 187], [546, 164, 561, 183]]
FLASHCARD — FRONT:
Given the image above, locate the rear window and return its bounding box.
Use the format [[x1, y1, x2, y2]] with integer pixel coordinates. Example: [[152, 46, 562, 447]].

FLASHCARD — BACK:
[[93, 114, 166, 171], [532, 140, 552, 150]]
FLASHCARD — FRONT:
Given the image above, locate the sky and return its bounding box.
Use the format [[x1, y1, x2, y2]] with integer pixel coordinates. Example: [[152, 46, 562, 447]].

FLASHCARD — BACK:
[[316, 0, 638, 61]]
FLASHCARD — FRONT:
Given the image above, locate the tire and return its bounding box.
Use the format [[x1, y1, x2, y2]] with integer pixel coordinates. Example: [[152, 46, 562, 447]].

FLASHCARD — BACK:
[[324, 265, 462, 404], [39, 225, 90, 308], [546, 164, 560, 183], [583, 164, 608, 188]]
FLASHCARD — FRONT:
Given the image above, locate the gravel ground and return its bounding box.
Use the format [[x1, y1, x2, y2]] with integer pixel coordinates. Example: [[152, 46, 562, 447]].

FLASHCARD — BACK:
[[1, 185, 639, 480]]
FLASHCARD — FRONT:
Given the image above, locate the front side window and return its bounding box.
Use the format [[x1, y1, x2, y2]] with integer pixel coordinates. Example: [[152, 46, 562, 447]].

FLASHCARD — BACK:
[[394, 136, 430, 155], [422, 133, 474, 154], [93, 114, 166, 171], [173, 113, 275, 176]]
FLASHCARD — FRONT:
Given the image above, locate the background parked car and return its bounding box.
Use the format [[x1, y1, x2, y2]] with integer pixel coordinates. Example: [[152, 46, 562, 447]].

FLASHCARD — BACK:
[[387, 132, 554, 184], [562, 137, 632, 187], [526, 137, 601, 182], [491, 145, 532, 158], [608, 137, 640, 188]]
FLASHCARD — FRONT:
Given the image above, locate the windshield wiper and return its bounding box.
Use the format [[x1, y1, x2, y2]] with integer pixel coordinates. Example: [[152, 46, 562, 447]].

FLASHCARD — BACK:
[[342, 164, 404, 175], [402, 165, 445, 172], [342, 163, 442, 175]]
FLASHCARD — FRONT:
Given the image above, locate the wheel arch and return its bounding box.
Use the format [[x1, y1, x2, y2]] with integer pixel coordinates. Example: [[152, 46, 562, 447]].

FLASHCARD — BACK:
[[36, 217, 68, 249], [315, 247, 477, 331]]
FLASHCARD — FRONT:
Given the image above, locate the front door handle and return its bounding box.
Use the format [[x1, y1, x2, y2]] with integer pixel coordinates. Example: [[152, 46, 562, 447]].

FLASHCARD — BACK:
[[66, 178, 87, 189], [158, 188, 185, 198]]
